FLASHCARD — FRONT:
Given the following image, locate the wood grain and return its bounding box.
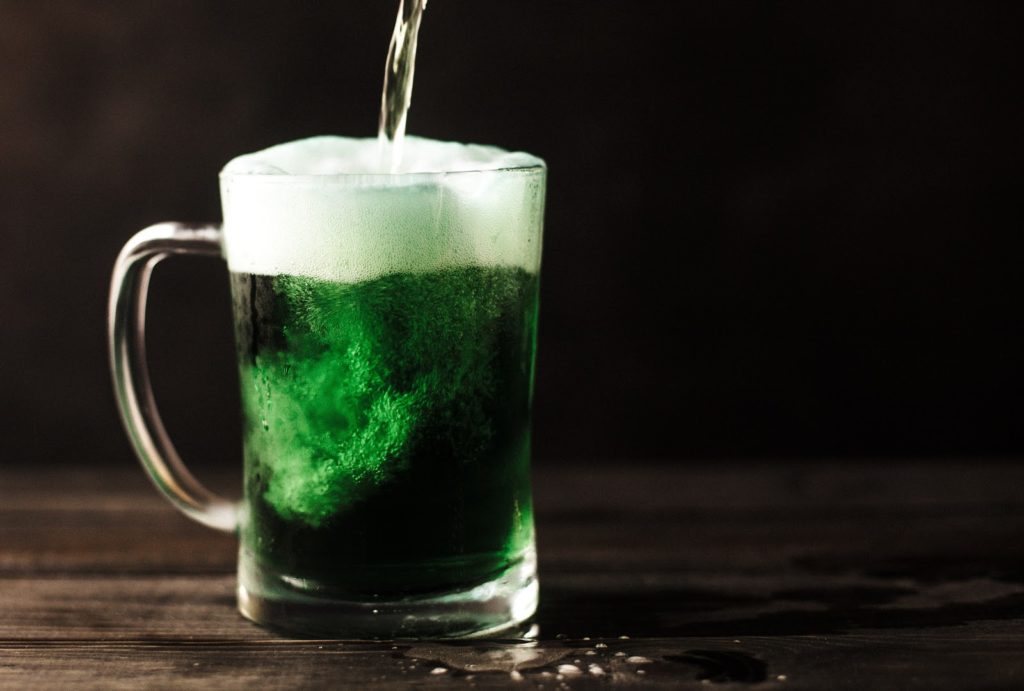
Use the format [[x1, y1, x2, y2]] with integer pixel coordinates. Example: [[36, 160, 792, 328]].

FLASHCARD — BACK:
[[3, 460, 1024, 688]]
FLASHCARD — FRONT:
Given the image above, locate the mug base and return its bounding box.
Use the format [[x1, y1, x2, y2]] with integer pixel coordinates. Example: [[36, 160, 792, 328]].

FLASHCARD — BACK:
[[237, 548, 538, 639]]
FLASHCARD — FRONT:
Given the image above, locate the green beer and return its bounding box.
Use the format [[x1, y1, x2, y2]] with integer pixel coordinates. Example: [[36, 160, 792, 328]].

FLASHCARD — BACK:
[[231, 265, 538, 598], [219, 135, 545, 636]]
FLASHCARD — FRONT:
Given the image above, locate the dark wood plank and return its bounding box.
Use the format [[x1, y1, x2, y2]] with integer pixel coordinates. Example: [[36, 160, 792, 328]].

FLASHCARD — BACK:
[[3, 627, 1024, 689]]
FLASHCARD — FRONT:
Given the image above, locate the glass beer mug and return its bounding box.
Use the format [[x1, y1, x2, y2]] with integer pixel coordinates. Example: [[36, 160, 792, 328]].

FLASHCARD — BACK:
[[108, 136, 546, 638]]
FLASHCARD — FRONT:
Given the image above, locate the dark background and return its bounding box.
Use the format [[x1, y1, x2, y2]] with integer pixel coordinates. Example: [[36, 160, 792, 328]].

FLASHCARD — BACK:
[[3, 1, 1022, 470]]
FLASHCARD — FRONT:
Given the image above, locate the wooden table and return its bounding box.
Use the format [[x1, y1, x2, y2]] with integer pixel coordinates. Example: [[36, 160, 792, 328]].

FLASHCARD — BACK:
[[3, 459, 1024, 689]]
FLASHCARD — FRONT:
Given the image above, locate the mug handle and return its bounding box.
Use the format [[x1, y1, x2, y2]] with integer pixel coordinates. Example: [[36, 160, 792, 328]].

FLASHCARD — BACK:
[[108, 222, 237, 532]]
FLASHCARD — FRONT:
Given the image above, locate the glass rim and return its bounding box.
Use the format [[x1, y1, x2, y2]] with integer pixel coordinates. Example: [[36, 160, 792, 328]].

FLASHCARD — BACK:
[[219, 161, 546, 184], [221, 157, 548, 184]]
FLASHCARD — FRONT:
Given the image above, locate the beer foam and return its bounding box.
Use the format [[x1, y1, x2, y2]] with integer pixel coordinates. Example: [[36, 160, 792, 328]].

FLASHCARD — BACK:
[[220, 136, 545, 283]]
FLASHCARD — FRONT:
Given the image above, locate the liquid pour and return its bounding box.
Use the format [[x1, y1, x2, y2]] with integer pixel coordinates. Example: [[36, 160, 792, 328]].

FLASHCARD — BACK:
[[378, 0, 428, 172]]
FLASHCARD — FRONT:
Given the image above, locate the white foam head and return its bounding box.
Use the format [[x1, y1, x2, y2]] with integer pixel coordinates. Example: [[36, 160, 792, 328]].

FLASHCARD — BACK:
[[219, 136, 546, 283]]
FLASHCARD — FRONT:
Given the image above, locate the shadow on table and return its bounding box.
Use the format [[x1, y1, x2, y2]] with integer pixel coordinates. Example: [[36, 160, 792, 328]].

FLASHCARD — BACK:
[[536, 556, 1024, 638]]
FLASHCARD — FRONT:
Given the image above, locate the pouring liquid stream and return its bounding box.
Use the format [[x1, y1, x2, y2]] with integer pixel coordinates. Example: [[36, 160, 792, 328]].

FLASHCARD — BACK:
[[378, 0, 428, 172]]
